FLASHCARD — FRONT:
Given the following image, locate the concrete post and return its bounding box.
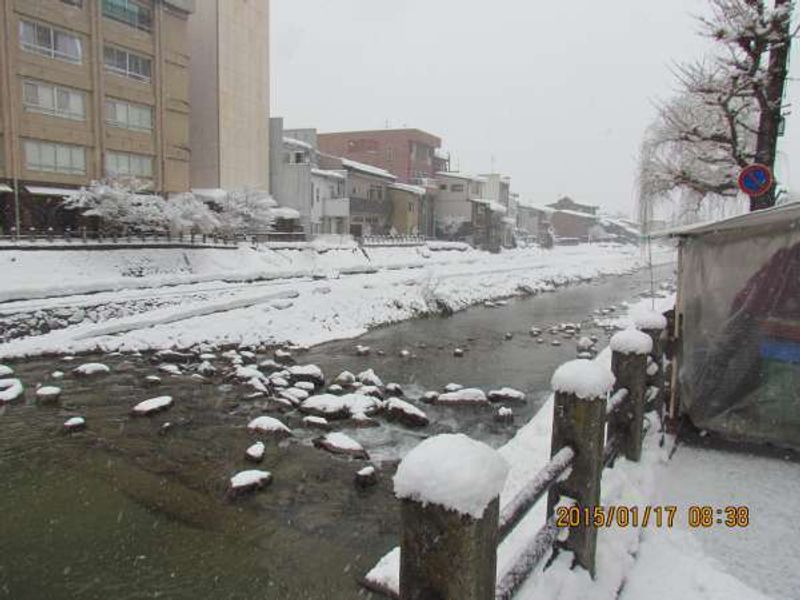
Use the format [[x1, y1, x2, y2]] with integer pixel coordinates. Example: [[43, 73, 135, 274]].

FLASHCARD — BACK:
[[610, 350, 647, 461], [400, 497, 499, 600], [547, 390, 607, 576]]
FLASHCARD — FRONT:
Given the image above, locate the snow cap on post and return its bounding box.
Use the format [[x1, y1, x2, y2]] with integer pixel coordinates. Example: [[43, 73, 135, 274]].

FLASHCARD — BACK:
[[393, 433, 509, 519], [610, 328, 654, 355], [551, 359, 615, 399], [633, 309, 668, 331]]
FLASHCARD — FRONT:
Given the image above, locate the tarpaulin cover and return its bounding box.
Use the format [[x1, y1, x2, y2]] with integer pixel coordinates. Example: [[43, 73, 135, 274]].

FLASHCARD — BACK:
[[679, 223, 800, 450]]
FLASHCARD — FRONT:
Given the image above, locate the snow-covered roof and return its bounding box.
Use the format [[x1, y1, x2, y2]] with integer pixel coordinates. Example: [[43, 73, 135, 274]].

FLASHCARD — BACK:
[[311, 168, 346, 180], [341, 158, 396, 180], [389, 182, 426, 196], [283, 136, 313, 150], [660, 200, 800, 238], [272, 207, 301, 220], [26, 186, 77, 197], [502, 217, 516, 225], [552, 208, 600, 221], [435, 171, 486, 183], [0, 183, 12, 193], [518, 203, 555, 215], [471, 198, 507, 214]]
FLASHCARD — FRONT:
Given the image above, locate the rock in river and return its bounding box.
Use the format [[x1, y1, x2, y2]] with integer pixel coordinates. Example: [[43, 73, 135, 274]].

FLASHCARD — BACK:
[[247, 416, 292, 438], [72, 363, 110, 377], [228, 470, 272, 497], [313, 432, 369, 459], [355, 465, 378, 488], [132, 396, 174, 416], [386, 398, 429, 428], [245, 441, 266, 463]]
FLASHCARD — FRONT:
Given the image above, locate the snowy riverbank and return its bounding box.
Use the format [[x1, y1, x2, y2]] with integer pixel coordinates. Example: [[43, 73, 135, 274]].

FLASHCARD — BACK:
[[0, 242, 674, 358]]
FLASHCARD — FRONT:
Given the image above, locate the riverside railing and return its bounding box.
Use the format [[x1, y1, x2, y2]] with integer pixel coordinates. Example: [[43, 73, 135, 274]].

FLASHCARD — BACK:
[[0, 226, 239, 248], [385, 312, 669, 600]]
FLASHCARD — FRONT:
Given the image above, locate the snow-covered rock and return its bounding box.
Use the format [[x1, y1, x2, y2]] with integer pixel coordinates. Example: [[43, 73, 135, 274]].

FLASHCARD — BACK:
[[453, 347, 465, 357], [487, 387, 526, 402], [327, 383, 344, 394], [197, 361, 217, 376], [551, 359, 615, 399], [233, 365, 263, 381], [384, 383, 403, 397], [364, 547, 400, 598], [313, 432, 369, 459], [444, 383, 463, 393], [153, 349, 194, 364], [421, 391, 439, 404], [302, 415, 331, 431], [245, 441, 266, 463], [359, 385, 384, 399], [274, 348, 295, 364], [0, 365, 13, 377], [51, 370, 65, 379], [355, 344, 371, 356], [393, 433, 509, 518], [73, 362, 110, 377], [144, 375, 161, 386], [0, 378, 24, 403], [63, 416, 86, 431], [551, 339, 562, 346], [386, 398, 429, 428], [334, 371, 356, 387], [247, 416, 292, 437], [399, 349, 411, 358], [300, 393, 382, 420], [610, 328, 654, 355], [229, 470, 272, 495], [294, 380, 316, 392], [504, 332, 514, 340], [577, 336, 595, 351], [288, 364, 325, 386], [258, 359, 282, 372], [36, 386, 62, 403], [529, 327, 541, 337], [280, 387, 309, 403], [435, 388, 489, 406], [157, 363, 181, 376], [357, 368, 383, 388], [132, 396, 173, 416], [355, 465, 378, 488], [495, 406, 514, 423], [269, 375, 289, 388]]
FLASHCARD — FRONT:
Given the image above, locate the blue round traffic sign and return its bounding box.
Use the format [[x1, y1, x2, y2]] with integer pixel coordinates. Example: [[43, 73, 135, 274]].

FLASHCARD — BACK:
[[738, 164, 773, 197]]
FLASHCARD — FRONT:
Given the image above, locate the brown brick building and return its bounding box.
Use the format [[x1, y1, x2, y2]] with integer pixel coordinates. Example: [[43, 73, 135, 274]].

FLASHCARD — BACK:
[[317, 128, 445, 185], [0, 0, 194, 231]]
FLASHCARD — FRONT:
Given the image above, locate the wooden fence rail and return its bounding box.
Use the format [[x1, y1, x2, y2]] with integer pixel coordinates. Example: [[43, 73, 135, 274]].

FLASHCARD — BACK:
[[392, 313, 669, 600]]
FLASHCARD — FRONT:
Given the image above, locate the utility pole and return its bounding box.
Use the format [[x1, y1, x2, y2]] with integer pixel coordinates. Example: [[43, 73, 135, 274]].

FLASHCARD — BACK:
[[751, 0, 793, 211]]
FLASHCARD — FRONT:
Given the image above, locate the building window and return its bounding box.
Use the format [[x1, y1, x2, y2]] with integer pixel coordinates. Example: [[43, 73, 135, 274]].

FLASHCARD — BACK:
[[439, 184, 447, 190], [24, 139, 86, 175], [23, 80, 86, 121], [105, 151, 153, 179], [102, 0, 152, 32], [369, 185, 383, 201], [451, 183, 465, 192], [19, 20, 82, 64], [104, 45, 151, 82], [105, 98, 153, 131], [62, 0, 83, 6]]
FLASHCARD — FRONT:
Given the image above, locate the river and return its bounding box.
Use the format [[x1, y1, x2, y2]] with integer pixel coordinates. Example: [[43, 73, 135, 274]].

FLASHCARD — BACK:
[[0, 263, 674, 600]]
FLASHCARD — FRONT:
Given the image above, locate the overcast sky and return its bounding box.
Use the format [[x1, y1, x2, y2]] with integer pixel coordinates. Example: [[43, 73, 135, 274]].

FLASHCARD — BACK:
[[271, 1, 799, 216]]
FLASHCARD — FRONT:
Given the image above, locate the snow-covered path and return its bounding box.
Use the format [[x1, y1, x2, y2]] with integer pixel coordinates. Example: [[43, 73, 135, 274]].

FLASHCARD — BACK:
[[621, 445, 800, 600]]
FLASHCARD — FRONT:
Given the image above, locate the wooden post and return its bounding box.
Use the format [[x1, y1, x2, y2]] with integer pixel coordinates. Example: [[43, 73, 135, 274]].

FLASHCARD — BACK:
[[610, 348, 648, 462], [400, 497, 499, 600], [641, 325, 665, 406], [547, 389, 607, 576]]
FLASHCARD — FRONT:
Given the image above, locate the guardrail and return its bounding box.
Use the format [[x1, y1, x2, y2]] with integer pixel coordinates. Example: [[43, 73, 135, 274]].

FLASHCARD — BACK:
[[360, 235, 426, 247], [374, 312, 670, 600], [0, 227, 239, 249]]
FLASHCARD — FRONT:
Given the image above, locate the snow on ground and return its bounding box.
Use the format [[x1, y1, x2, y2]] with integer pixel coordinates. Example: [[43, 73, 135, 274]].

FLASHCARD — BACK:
[[0, 243, 672, 359]]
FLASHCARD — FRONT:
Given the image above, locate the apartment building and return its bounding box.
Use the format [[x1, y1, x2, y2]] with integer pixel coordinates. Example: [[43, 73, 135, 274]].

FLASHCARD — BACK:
[[188, 0, 269, 192], [0, 0, 194, 230]]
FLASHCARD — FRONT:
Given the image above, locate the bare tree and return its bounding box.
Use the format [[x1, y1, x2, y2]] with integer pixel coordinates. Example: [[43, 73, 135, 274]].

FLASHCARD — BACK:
[[638, 0, 795, 222]]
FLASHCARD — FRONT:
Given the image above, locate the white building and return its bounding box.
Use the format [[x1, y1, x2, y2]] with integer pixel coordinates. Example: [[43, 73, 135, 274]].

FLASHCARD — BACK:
[[434, 172, 486, 238]]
